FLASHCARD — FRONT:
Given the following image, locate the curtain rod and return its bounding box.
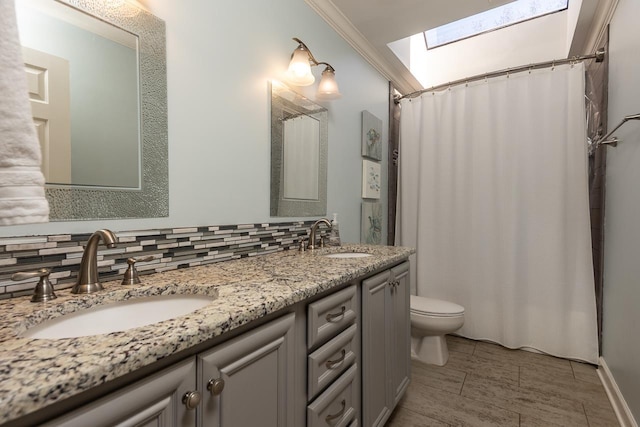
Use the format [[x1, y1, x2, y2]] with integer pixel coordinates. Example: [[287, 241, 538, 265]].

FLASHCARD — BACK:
[[396, 47, 606, 102]]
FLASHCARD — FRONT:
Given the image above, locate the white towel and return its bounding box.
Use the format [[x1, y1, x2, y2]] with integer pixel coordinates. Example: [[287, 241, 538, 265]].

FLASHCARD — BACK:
[[0, 0, 49, 225]]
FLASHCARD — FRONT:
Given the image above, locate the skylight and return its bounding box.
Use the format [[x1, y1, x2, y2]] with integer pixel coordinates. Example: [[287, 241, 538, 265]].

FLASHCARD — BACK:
[[425, 0, 569, 49]]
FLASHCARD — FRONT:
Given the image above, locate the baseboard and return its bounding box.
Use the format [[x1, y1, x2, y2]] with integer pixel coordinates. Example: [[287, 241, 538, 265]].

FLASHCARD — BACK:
[[598, 357, 638, 427]]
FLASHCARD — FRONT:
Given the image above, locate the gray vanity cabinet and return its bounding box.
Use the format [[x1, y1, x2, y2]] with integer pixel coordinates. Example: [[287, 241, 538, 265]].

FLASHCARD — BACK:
[[361, 262, 410, 427], [31, 259, 411, 427], [197, 312, 296, 427], [42, 358, 197, 427]]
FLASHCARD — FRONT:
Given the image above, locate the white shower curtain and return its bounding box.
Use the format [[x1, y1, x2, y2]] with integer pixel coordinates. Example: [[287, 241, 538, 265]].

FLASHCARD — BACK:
[[398, 63, 599, 363]]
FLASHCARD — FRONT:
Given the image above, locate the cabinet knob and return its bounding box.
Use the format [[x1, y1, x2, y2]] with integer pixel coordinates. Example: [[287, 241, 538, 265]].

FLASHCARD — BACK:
[[207, 378, 225, 396], [182, 390, 202, 410]]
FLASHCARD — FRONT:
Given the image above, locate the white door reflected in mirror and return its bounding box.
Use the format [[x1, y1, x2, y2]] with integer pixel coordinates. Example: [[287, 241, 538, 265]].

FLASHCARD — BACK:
[[23, 46, 71, 184]]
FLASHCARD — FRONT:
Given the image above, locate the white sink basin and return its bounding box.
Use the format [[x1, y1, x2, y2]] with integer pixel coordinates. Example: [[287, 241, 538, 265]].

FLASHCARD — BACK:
[[324, 252, 373, 259], [22, 294, 215, 339]]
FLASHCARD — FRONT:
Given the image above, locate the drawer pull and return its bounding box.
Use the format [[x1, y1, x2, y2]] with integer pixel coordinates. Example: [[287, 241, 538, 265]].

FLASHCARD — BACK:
[[326, 306, 346, 322], [325, 349, 346, 370], [182, 390, 202, 410], [207, 378, 225, 396], [325, 399, 346, 423]]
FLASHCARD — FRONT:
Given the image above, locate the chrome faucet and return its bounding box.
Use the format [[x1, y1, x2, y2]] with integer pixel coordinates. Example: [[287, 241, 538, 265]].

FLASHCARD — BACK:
[[308, 218, 332, 250], [72, 229, 118, 294]]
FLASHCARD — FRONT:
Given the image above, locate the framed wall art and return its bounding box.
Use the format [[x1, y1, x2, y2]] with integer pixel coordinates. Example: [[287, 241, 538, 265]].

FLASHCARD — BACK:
[[361, 110, 382, 160], [361, 202, 382, 244], [362, 159, 381, 199]]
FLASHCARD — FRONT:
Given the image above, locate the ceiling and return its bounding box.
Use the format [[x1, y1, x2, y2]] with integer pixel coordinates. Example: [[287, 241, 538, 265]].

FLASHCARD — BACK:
[[332, 0, 513, 46], [305, 0, 609, 95]]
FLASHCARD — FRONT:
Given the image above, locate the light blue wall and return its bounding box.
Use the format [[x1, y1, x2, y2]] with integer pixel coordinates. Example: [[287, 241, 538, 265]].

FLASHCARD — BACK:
[[602, 0, 640, 420], [2, 0, 390, 244]]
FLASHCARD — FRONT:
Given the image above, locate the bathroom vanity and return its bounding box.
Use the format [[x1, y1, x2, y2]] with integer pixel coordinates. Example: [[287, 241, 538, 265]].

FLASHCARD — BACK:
[[0, 245, 413, 427]]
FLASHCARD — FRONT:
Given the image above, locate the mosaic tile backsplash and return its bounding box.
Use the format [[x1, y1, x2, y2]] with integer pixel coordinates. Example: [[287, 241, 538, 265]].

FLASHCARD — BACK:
[[0, 220, 324, 300]]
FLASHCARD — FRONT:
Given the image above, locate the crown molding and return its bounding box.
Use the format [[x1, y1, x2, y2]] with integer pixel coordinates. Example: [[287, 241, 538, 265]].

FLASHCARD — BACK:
[[583, 0, 619, 53], [305, 0, 423, 95]]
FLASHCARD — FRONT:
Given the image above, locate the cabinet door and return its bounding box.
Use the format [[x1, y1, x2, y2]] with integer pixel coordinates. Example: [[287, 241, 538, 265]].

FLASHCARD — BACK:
[[390, 262, 411, 406], [43, 359, 197, 427], [198, 313, 296, 427], [361, 270, 391, 427]]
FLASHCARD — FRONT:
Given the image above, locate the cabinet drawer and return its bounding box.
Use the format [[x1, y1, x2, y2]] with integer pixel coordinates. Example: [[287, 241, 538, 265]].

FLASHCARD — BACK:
[[308, 285, 357, 349], [307, 363, 358, 427], [308, 323, 357, 399]]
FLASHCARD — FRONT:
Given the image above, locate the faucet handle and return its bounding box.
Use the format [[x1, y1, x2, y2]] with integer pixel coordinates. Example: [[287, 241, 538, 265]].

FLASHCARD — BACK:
[[12, 268, 57, 303], [121, 256, 154, 285]]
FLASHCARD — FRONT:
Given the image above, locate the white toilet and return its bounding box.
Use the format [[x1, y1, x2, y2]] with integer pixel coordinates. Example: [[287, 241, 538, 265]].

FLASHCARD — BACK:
[[410, 295, 465, 366]]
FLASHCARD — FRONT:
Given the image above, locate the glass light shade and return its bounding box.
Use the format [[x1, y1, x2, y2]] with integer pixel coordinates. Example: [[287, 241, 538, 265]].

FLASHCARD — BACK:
[[316, 68, 342, 100], [286, 47, 315, 86]]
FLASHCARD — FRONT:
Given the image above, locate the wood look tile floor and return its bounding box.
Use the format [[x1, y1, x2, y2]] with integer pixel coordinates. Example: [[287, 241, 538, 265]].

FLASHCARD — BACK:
[[386, 336, 619, 427]]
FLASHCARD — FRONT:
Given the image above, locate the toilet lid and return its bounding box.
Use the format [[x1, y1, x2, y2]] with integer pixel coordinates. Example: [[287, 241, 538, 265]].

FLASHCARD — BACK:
[[410, 295, 465, 317]]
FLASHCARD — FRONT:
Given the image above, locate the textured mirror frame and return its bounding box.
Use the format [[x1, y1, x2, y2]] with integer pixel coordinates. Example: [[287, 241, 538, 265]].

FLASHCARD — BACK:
[[270, 81, 328, 217], [45, 0, 168, 220]]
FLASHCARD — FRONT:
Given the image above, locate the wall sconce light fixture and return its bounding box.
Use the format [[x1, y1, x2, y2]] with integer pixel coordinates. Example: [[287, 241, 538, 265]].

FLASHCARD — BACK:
[[286, 37, 342, 100]]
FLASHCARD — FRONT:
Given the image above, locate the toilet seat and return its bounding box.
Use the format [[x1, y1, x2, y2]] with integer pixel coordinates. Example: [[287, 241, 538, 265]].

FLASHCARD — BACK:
[[410, 296, 464, 317]]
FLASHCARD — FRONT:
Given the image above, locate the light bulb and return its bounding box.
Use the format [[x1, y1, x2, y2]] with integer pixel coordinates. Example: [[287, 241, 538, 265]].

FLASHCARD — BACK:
[[316, 68, 341, 100], [286, 47, 315, 86]]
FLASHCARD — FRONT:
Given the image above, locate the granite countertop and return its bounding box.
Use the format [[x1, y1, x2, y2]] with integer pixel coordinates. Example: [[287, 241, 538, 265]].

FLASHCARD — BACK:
[[0, 244, 414, 425]]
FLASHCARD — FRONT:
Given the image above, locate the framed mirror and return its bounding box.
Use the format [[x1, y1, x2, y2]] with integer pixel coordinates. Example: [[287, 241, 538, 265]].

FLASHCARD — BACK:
[[270, 81, 327, 217], [16, 0, 168, 220]]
